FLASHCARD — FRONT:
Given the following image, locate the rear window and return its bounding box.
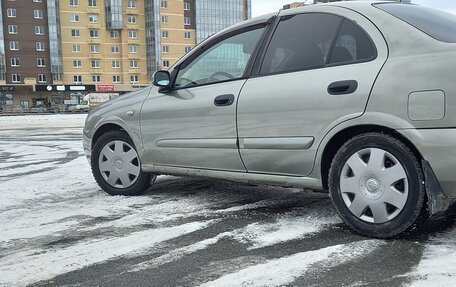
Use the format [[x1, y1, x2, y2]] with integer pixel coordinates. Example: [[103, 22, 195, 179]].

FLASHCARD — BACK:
[[375, 3, 456, 43]]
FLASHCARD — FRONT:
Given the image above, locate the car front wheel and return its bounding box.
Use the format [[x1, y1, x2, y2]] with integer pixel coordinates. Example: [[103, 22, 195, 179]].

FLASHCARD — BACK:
[[91, 130, 155, 196], [329, 133, 427, 238]]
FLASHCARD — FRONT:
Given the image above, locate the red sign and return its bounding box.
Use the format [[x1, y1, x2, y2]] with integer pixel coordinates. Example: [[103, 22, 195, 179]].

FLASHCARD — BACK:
[[97, 85, 115, 92]]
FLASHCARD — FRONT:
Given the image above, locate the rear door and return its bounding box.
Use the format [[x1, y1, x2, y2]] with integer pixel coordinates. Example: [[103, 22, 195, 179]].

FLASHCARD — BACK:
[[237, 7, 388, 176]]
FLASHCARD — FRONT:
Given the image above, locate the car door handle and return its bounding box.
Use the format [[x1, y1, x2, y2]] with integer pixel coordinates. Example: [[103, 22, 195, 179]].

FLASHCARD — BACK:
[[214, 94, 235, 106], [327, 80, 358, 95]]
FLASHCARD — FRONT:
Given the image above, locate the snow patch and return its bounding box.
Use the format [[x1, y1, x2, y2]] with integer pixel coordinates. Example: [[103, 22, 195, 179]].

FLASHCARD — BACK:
[[198, 240, 384, 287], [409, 228, 456, 286], [0, 221, 213, 286]]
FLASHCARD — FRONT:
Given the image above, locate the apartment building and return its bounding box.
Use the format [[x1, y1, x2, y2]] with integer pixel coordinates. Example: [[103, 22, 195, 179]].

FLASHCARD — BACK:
[[0, 0, 53, 108], [0, 0, 251, 110]]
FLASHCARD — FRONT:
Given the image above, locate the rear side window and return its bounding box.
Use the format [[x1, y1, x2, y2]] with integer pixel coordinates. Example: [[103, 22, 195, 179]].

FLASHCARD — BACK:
[[260, 13, 342, 75], [375, 3, 456, 43], [329, 19, 376, 65]]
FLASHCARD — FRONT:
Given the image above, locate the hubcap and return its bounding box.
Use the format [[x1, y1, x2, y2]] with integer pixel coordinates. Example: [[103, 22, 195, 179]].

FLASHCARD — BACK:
[[98, 140, 141, 189], [340, 148, 409, 223]]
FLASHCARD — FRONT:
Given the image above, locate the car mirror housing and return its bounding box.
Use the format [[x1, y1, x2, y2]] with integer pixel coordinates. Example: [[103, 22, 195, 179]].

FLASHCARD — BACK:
[[153, 71, 171, 89]]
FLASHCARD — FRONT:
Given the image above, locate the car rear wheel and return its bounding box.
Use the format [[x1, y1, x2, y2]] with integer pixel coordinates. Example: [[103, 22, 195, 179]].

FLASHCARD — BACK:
[[329, 133, 427, 238], [91, 130, 155, 196]]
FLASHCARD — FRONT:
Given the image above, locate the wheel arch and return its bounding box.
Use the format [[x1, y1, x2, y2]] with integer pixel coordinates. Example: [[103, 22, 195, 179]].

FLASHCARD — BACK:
[[91, 123, 127, 149], [320, 124, 423, 190]]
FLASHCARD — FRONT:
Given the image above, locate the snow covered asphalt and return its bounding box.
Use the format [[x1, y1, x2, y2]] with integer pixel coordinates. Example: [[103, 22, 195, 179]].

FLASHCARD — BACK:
[[1, 114, 456, 287]]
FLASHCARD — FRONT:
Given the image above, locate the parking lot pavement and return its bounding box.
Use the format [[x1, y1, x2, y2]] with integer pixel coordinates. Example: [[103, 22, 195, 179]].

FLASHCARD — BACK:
[[1, 115, 456, 287]]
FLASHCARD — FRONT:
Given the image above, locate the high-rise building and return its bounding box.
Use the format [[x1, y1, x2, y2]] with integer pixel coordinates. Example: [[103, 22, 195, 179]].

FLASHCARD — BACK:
[[0, 0, 251, 110], [151, 0, 250, 71]]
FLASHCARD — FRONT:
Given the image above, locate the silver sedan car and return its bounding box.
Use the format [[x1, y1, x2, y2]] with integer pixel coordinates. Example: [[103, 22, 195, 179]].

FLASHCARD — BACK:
[[83, 1, 456, 238]]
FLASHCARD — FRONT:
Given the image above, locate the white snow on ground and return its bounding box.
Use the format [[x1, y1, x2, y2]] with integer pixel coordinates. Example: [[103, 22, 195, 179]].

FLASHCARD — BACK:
[[0, 221, 213, 286], [198, 240, 385, 287], [0, 114, 87, 129], [231, 212, 340, 250], [409, 228, 456, 287]]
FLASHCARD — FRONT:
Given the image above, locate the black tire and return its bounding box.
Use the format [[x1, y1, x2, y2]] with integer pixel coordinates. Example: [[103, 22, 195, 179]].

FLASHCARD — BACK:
[[91, 130, 153, 196], [328, 132, 427, 238]]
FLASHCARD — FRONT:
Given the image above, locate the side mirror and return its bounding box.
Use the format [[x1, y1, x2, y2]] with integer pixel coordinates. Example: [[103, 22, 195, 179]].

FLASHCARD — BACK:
[[153, 71, 171, 89]]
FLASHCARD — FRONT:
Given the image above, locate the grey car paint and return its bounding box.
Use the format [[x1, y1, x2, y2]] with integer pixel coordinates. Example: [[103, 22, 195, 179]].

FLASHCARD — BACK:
[[83, 1, 456, 205]]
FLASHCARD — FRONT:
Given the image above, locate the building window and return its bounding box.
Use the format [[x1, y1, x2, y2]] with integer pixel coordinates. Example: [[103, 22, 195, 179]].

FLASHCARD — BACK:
[[70, 13, 80, 22], [185, 46, 192, 53], [184, 31, 191, 39], [128, 15, 137, 24], [89, 14, 98, 23], [12, 74, 21, 83], [74, 75, 82, 84], [70, 0, 78, 6], [7, 8, 16, 17], [35, 26, 44, 35], [36, 42, 45, 51], [111, 45, 120, 53], [34, 10, 43, 19], [9, 41, 19, 50], [20, 101, 29, 109], [129, 60, 138, 68], [112, 60, 120, 68], [161, 1, 168, 8], [184, 2, 190, 10], [110, 30, 119, 38], [90, 29, 99, 38], [162, 30, 169, 38], [130, 75, 139, 84], [163, 60, 170, 67], [73, 60, 82, 68], [37, 58, 46, 67], [184, 17, 191, 26], [88, 0, 97, 7], [33, 0, 43, 2], [128, 30, 137, 39], [72, 44, 81, 52], [91, 60, 100, 68], [71, 29, 80, 37], [92, 75, 101, 83], [161, 15, 168, 23], [129, 45, 138, 53], [90, 45, 100, 53], [38, 74, 47, 83], [113, 75, 121, 83], [162, 45, 170, 53], [11, 58, 20, 67], [8, 25, 18, 34], [127, 0, 136, 8]]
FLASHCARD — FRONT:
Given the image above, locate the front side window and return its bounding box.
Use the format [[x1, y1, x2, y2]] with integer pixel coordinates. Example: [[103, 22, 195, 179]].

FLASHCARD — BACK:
[[175, 27, 265, 88], [261, 13, 341, 75]]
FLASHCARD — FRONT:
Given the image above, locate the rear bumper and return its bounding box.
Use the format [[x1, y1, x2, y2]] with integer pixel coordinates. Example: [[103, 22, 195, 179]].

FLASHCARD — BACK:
[[399, 128, 456, 199]]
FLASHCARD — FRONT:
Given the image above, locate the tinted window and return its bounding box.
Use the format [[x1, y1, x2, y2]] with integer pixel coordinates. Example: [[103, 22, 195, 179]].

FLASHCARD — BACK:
[[260, 13, 342, 75], [329, 19, 376, 65], [175, 28, 264, 88], [375, 3, 456, 43]]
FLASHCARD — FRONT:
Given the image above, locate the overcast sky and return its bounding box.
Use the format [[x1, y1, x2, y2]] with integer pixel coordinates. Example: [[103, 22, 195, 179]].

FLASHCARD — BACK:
[[251, 0, 456, 17]]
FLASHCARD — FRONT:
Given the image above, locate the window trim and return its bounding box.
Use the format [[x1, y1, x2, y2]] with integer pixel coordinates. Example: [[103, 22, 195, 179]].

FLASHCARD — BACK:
[[253, 13, 378, 78]]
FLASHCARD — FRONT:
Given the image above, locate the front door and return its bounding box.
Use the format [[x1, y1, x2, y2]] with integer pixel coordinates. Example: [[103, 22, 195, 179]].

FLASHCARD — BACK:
[[140, 26, 266, 172], [237, 9, 388, 176]]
